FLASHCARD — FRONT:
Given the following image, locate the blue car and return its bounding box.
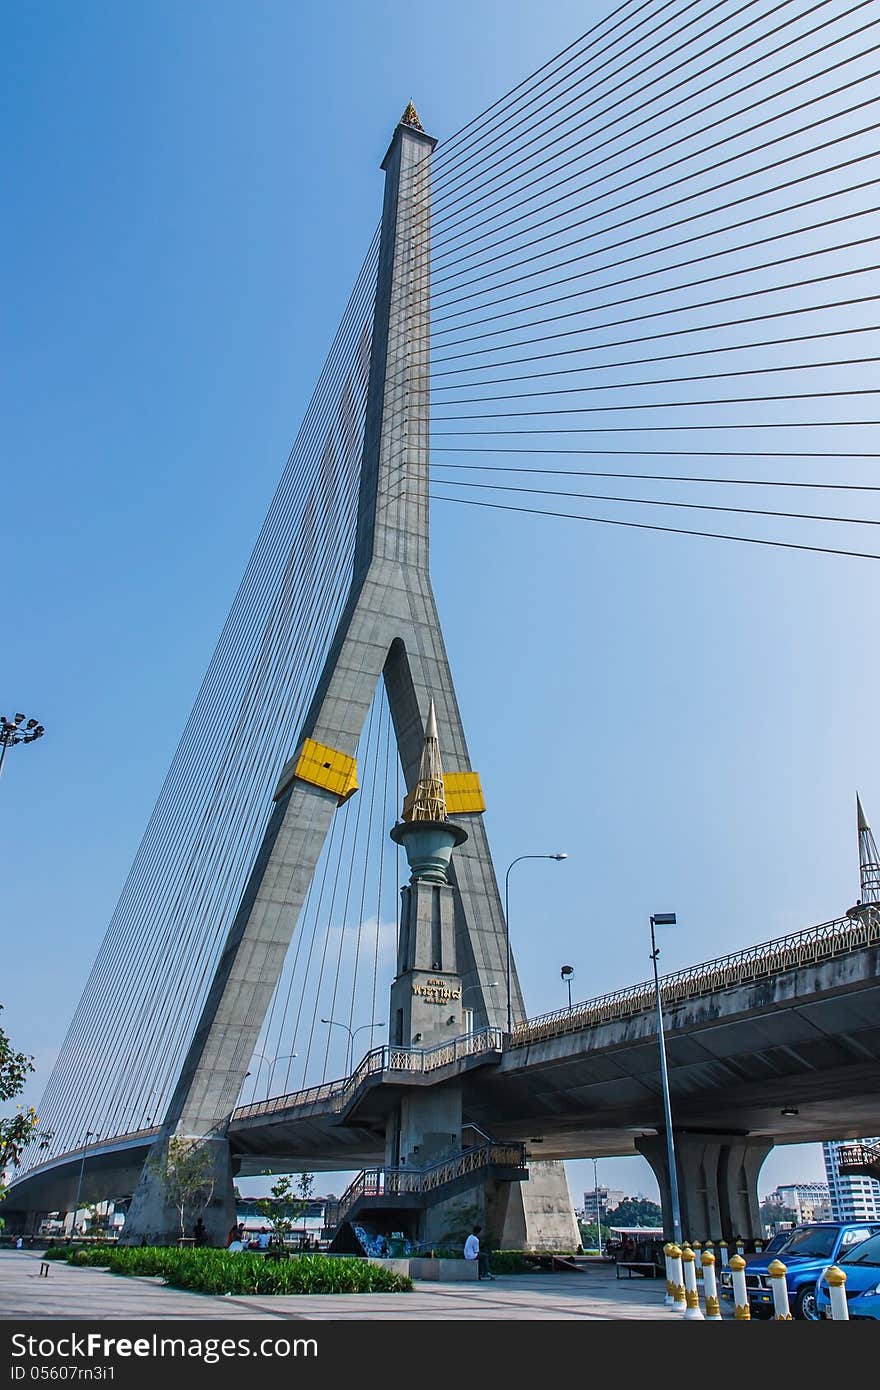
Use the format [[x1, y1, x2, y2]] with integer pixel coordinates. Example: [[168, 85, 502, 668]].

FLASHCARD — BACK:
[[718, 1222, 880, 1320], [816, 1230, 880, 1319]]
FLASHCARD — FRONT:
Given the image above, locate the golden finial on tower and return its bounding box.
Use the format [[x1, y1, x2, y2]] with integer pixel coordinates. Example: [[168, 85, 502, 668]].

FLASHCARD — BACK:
[[402, 698, 447, 822], [400, 101, 425, 132]]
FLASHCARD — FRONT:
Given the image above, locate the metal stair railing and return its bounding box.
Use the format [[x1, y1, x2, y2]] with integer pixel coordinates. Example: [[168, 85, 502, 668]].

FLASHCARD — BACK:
[[331, 1141, 527, 1229], [233, 1025, 504, 1121]]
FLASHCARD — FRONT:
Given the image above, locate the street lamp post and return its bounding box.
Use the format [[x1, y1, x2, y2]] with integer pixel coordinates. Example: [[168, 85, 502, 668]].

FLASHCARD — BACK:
[[266, 1053, 298, 1094], [593, 1156, 603, 1256], [650, 911, 683, 1245], [0, 713, 45, 779], [561, 964, 574, 1013], [321, 1019, 385, 1074], [248, 1050, 299, 1100], [70, 1130, 98, 1239], [503, 854, 567, 1033]]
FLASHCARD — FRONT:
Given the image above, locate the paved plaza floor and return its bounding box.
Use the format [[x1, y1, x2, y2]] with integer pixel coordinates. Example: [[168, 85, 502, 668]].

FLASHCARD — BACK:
[[0, 1250, 682, 1320]]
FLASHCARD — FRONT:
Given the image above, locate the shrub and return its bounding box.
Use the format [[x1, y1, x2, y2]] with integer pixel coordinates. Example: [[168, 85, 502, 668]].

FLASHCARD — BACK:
[[46, 1246, 412, 1295]]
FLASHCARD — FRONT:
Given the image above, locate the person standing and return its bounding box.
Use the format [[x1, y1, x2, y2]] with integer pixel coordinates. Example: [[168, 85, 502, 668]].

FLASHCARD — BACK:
[[463, 1224, 494, 1280]]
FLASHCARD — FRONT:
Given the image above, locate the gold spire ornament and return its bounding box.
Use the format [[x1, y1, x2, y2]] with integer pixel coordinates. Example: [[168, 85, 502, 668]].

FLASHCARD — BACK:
[[402, 698, 447, 822], [400, 101, 425, 132]]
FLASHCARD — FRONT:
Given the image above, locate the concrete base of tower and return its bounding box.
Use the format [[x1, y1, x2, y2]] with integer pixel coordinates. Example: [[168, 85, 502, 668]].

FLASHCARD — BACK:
[[419, 1158, 579, 1253], [119, 1132, 236, 1248], [635, 1131, 773, 1242]]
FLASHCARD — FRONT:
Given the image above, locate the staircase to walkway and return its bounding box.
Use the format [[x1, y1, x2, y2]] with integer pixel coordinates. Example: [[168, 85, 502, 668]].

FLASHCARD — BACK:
[[325, 1140, 528, 1234]]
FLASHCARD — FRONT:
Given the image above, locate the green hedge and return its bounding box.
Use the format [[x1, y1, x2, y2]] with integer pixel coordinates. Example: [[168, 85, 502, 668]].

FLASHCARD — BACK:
[[43, 1246, 412, 1295]]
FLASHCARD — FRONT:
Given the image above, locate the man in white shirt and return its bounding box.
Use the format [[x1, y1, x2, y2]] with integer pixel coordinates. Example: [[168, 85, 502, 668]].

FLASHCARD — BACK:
[[463, 1224, 494, 1279]]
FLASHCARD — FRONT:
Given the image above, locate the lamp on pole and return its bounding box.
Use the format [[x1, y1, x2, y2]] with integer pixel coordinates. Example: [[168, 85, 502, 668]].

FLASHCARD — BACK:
[[266, 1053, 298, 1094], [650, 911, 682, 1244], [560, 964, 574, 1013], [71, 1130, 98, 1239], [0, 713, 45, 780], [503, 854, 567, 1033], [321, 1019, 385, 1074], [593, 1156, 603, 1256]]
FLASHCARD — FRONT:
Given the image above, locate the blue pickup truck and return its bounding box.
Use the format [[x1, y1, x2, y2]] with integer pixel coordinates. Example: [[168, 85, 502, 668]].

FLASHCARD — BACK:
[[718, 1222, 880, 1320]]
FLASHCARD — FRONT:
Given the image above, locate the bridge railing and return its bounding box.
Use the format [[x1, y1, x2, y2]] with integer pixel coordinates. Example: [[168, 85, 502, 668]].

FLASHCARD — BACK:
[[233, 1026, 504, 1121], [511, 908, 880, 1047], [332, 1140, 527, 1228], [836, 1143, 880, 1177]]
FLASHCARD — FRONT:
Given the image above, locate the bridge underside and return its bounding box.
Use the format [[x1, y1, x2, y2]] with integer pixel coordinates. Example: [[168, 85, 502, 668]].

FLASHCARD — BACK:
[[9, 945, 880, 1214]]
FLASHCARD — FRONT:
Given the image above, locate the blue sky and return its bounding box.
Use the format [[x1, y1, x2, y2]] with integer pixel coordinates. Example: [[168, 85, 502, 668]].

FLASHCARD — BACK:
[[3, 0, 873, 1207]]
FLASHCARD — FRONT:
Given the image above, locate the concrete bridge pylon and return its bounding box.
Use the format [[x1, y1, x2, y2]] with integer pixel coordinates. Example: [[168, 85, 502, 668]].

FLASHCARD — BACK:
[[121, 106, 578, 1249]]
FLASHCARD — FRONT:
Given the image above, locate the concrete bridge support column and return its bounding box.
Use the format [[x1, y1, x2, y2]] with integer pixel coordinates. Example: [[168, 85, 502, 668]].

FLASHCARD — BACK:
[[636, 1133, 772, 1241], [418, 1159, 579, 1253], [122, 1133, 236, 1248], [490, 1159, 580, 1252]]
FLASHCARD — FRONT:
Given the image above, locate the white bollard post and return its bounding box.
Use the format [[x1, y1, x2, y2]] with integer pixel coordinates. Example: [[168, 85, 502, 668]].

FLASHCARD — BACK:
[[735, 1237, 745, 1257], [668, 1244, 687, 1313], [681, 1245, 704, 1319], [729, 1254, 751, 1320], [767, 1259, 792, 1320], [702, 1249, 722, 1319], [718, 1237, 729, 1270], [826, 1265, 849, 1320], [693, 1240, 703, 1280], [663, 1242, 675, 1307]]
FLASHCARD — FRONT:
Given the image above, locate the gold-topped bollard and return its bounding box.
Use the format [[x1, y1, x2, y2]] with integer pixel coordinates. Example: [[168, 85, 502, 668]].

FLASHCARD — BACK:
[[693, 1240, 703, 1280], [825, 1265, 849, 1321], [767, 1259, 792, 1320], [729, 1254, 751, 1320], [663, 1242, 676, 1307], [681, 1244, 704, 1319], [718, 1237, 729, 1270], [701, 1249, 722, 1319], [668, 1243, 687, 1313], [735, 1237, 745, 1257]]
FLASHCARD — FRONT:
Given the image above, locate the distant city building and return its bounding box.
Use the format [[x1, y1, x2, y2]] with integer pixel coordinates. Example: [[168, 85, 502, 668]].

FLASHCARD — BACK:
[[824, 1139, 880, 1221], [582, 1188, 625, 1221], [769, 1182, 831, 1223]]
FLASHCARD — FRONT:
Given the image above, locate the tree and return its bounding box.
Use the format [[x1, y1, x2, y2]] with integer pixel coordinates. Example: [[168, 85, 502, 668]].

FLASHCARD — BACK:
[[148, 1137, 215, 1242], [255, 1171, 314, 1245], [1, 1006, 49, 1203], [606, 1197, 663, 1228], [578, 1220, 611, 1252], [760, 1199, 797, 1229]]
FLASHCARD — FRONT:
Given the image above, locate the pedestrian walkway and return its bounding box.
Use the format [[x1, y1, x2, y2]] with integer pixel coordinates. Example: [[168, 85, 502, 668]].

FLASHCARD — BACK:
[[0, 1251, 676, 1320]]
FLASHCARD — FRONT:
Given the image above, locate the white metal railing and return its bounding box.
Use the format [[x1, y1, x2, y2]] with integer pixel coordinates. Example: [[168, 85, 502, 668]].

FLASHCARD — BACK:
[[837, 1142, 880, 1178], [233, 1026, 504, 1121], [331, 1141, 527, 1227], [511, 908, 880, 1047]]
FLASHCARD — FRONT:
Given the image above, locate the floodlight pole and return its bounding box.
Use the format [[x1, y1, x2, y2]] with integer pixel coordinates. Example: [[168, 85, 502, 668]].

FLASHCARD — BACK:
[[650, 913, 683, 1245]]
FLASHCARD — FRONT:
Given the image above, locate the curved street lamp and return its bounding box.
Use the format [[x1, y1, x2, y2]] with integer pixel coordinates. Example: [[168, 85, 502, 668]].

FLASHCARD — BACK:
[[267, 1053, 299, 1094], [0, 713, 45, 779], [503, 854, 567, 1033], [321, 1019, 385, 1075], [71, 1130, 98, 1238]]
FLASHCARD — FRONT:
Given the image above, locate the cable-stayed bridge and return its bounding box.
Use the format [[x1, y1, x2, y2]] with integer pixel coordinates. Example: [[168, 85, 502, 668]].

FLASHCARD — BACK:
[[7, 0, 880, 1247]]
